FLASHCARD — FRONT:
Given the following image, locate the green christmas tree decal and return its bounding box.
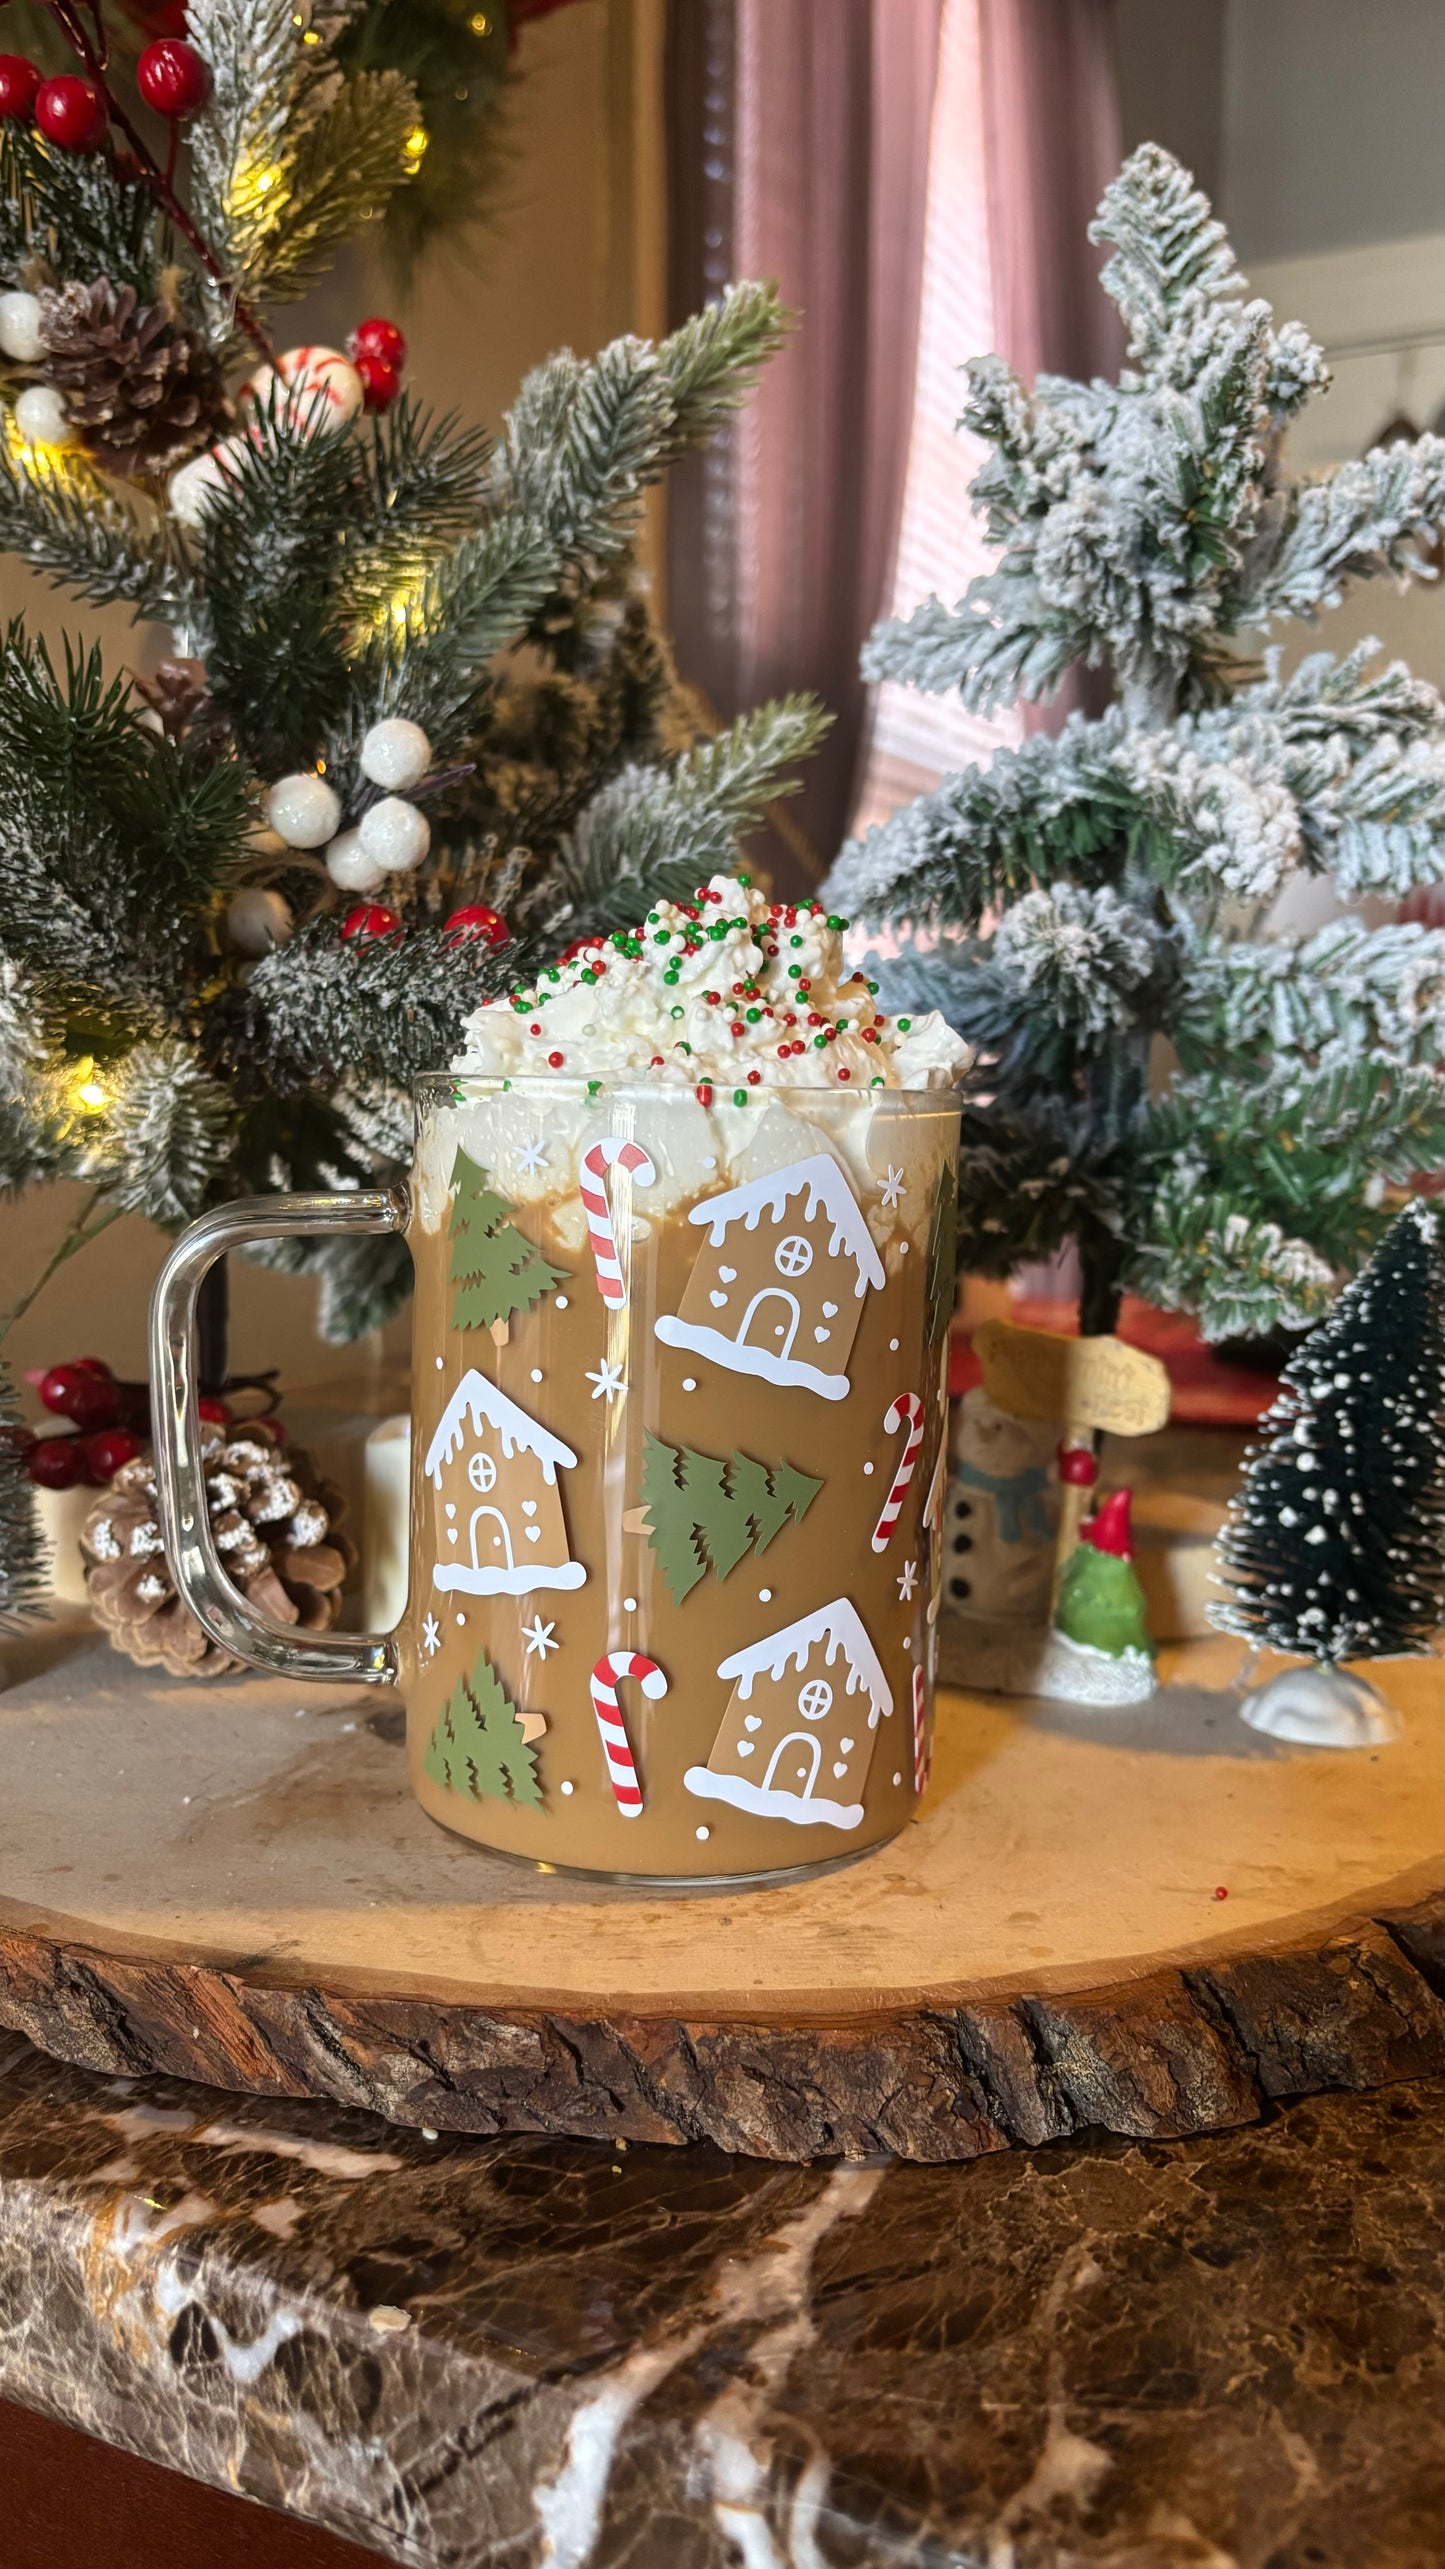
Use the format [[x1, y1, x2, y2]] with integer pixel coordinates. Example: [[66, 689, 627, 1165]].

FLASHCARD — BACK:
[[640, 1434, 823, 1605], [422, 1652, 544, 1809], [1054, 1494, 1153, 1660], [925, 1160, 959, 1353], [449, 1149, 568, 1334]]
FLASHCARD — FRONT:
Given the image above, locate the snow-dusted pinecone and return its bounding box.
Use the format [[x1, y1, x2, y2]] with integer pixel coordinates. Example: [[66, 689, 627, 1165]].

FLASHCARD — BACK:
[[38, 279, 226, 477], [132, 655, 230, 755], [81, 1422, 354, 1679]]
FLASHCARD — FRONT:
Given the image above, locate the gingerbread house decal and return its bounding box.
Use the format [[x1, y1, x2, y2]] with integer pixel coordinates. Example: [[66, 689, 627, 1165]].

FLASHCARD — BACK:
[[684, 1597, 893, 1831], [654, 1153, 885, 1401], [424, 1368, 585, 1597]]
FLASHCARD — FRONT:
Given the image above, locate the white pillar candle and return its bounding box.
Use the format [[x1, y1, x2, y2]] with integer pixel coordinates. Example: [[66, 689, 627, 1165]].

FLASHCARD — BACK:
[[363, 1415, 411, 1634]]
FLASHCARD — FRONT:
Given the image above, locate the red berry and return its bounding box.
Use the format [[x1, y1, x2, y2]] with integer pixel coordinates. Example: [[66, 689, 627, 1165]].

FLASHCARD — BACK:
[[197, 1396, 233, 1426], [547, 1050, 564, 1069], [341, 903, 401, 942], [117, 1382, 152, 1436], [444, 904, 509, 949], [27, 1435, 84, 1491], [350, 317, 407, 369], [354, 352, 402, 413], [82, 1425, 142, 1485], [1213, 1885, 1229, 1901], [0, 55, 42, 122], [34, 74, 109, 151], [38, 1363, 88, 1418], [136, 37, 213, 118]]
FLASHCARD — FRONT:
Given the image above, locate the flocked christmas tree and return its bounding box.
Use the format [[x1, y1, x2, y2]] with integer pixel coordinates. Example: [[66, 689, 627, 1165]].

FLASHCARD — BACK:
[[448, 1147, 567, 1335], [0, 0, 824, 1369], [824, 145, 1445, 1341], [1211, 1199, 1445, 1746]]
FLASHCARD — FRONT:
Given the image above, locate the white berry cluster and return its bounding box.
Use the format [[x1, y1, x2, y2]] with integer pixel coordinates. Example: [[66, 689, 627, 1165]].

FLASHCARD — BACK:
[[1, 291, 71, 449], [265, 718, 434, 897]]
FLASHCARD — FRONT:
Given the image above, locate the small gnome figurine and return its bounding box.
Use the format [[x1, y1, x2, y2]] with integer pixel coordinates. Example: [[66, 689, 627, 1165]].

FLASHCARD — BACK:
[[1045, 1489, 1156, 1706]]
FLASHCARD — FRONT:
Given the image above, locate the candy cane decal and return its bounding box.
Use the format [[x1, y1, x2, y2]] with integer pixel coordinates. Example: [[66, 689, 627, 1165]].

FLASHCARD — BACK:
[[912, 1663, 930, 1797], [580, 1138, 656, 1307], [589, 1649, 668, 1817], [871, 1392, 925, 1551]]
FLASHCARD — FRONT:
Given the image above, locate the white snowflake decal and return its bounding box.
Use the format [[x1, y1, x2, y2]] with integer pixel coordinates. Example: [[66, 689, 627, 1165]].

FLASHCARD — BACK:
[[516, 1136, 548, 1176], [896, 1558, 918, 1601], [586, 1358, 626, 1402], [880, 1166, 907, 1209], [421, 1612, 442, 1657], [522, 1615, 559, 1659]]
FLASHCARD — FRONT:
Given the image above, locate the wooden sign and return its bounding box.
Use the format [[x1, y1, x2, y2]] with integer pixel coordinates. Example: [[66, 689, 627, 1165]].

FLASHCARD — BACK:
[[974, 1320, 1170, 1439]]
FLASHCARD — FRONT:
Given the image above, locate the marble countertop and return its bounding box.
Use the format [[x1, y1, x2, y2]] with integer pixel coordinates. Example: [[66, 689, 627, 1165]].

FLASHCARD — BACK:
[[0, 2036, 1439, 2569]]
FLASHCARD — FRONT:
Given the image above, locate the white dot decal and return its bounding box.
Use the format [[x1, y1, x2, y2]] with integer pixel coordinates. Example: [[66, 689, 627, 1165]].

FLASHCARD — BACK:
[[893, 1772, 903, 1787], [683, 1377, 697, 1391], [903, 1635, 912, 1651], [889, 1338, 900, 1352], [530, 1368, 544, 1383], [758, 1588, 772, 1603], [863, 1461, 874, 1476], [455, 1613, 466, 1627], [696, 1825, 710, 1841], [560, 1780, 574, 1796], [556, 1295, 569, 1310], [435, 1355, 444, 1370]]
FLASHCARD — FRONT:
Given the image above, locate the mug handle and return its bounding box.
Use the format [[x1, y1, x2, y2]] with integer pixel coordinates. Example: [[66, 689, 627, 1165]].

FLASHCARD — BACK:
[[149, 1187, 411, 1687]]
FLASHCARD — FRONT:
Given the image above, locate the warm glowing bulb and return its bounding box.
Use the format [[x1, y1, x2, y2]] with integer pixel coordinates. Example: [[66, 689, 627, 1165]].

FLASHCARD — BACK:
[[76, 1081, 105, 1108], [403, 126, 429, 164], [469, 10, 492, 30]]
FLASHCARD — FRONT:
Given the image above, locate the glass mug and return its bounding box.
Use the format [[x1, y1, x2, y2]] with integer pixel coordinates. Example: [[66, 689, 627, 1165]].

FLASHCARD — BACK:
[[152, 1076, 962, 1884]]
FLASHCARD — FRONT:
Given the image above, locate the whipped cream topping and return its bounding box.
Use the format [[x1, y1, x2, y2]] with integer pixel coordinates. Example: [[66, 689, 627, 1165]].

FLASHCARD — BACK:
[[453, 874, 970, 1097]]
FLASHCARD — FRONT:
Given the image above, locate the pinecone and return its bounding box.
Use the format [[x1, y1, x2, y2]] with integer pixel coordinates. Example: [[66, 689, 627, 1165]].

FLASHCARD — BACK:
[[133, 656, 232, 759], [81, 1422, 355, 1680], [38, 279, 227, 478]]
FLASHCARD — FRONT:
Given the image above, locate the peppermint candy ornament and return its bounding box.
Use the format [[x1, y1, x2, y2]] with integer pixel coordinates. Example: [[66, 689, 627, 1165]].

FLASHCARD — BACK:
[[241, 345, 364, 437], [168, 434, 247, 529]]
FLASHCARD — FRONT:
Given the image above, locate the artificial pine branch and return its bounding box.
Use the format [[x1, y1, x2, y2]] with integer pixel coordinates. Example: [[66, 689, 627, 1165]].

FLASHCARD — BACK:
[[0, 441, 191, 618]]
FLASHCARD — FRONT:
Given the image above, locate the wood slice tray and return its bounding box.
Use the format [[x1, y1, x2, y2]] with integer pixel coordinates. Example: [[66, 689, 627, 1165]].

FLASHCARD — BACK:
[[0, 1621, 1440, 2162]]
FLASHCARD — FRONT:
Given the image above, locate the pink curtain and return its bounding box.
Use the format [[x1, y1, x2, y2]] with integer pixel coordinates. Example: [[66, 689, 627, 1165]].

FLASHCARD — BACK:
[[666, 0, 945, 880], [978, 0, 1123, 728]]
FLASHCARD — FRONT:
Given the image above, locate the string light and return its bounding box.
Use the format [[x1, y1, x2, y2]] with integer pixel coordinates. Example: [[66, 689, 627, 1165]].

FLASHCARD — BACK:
[[71, 1060, 106, 1112], [403, 127, 429, 167]]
